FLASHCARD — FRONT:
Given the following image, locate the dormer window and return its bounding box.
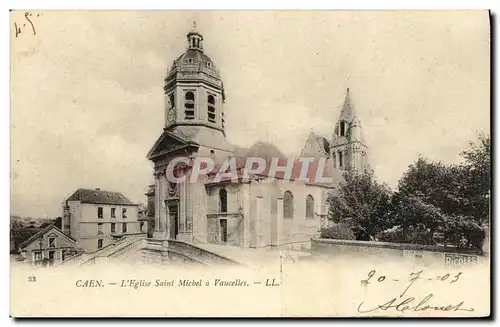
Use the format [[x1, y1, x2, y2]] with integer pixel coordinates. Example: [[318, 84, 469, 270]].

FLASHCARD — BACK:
[[207, 94, 216, 123], [184, 91, 195, 119]]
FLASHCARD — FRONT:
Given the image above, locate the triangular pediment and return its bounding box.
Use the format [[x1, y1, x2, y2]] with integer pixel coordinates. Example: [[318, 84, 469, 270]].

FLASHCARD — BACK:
[[147, 129, 199, 160], [301, 132, 329, 157], [19, 225, 76, 249]]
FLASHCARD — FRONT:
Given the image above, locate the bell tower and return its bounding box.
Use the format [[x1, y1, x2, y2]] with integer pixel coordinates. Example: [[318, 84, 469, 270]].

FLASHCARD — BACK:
[[164, 22, 226, 134], [330, 88, 368, 172]]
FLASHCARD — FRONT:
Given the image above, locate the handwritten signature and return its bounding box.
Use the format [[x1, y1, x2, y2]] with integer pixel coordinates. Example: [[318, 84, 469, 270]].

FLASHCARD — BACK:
[[357, 269, 473, 314], [14, 12, 40, 38], [357, 293, 474, 313]]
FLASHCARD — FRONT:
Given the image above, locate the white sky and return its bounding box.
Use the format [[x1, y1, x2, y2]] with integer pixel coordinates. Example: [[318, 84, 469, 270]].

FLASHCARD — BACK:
[[10, 11, 490, 217]]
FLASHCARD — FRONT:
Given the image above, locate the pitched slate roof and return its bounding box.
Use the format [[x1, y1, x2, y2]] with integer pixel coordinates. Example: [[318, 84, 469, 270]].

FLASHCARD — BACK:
[[234, 141, 286, 159], [66, 188, 136, 206], [204, 155, 343, 188], [19, 224, 76, 249]]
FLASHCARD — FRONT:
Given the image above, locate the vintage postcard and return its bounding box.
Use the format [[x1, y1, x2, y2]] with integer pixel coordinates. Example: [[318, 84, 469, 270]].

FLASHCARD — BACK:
[[10, 10, 491, 317]]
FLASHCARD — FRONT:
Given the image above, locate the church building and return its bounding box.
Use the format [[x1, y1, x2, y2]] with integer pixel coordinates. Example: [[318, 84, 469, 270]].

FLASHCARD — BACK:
[[146, 25, 369, 250]]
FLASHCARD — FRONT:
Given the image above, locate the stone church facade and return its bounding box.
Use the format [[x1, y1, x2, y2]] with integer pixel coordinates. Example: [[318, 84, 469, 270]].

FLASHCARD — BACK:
[[146, 26, 368, 250]]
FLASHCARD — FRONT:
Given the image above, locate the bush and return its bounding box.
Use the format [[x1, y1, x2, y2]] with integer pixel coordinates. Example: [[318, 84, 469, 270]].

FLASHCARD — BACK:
[[442, 215, 485, 253], [320, 223, 356, 240], [376, 226, 405, 243], [376, 225, 437, 245]]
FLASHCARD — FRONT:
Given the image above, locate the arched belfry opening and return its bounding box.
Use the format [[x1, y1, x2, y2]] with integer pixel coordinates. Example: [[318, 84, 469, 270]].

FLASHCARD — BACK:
[[219, 188, 227, 213]]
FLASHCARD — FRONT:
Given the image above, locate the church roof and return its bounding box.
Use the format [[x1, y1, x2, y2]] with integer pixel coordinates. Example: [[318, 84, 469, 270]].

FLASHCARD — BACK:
[[66, 188, 136, 206], [165, 24, 223, 93], [205, 156, 343, 188], [234, 141, 286, 159], [168, 49, 220, 79], [300, 131, 330, 157]]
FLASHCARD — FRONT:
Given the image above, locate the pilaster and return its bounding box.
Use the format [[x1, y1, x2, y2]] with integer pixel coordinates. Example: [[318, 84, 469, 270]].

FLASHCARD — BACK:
[[272, 197, 284, 246], [242, 183, 251, 248]]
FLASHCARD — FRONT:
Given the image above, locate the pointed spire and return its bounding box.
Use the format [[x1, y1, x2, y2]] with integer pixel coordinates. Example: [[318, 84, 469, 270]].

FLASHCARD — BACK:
[[338, 87, 356, 122]]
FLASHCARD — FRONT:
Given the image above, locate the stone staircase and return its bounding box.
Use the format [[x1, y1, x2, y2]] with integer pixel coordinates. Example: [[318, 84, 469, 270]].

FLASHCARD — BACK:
[[57, 237, 239, 267]]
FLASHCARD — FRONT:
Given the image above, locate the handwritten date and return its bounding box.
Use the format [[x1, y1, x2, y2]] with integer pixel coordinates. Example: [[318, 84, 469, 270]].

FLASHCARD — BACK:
[[361, 269, 462, 297]]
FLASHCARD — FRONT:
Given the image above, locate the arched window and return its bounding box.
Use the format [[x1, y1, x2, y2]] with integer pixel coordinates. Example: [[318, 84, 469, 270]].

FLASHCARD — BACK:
[[306, 195, 314, 219], [169, 94, 175, 109], [184, 92, 195, 119], [283, 191, 294, 219], [340, 121, 346, 136], [338, 151, 344, 169], [207, 95, 216, 123], [219, 188, 227, 213]]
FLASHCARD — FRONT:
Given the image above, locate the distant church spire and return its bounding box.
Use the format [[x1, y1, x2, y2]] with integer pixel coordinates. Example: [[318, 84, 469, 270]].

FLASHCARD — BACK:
[[338, 87, 356, 123], [187, 21, 204, 52], [330, 88, 368, 172]]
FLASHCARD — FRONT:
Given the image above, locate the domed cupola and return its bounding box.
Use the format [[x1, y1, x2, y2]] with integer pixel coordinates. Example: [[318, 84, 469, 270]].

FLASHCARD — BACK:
[[163, 22, 226, 133]]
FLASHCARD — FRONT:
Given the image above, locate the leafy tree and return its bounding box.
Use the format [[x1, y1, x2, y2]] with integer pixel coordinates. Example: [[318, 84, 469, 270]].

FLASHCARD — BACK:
[[327, 168, 392, 240], [387, 194, 446, 245], [396, 157, 470, 217], [393, 135, 490, 251], [326, 134, 489, 251], [459, 134, 491, 223]]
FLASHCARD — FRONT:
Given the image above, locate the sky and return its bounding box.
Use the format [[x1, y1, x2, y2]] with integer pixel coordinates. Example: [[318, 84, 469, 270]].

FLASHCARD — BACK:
[[10, 11, 490, 218]]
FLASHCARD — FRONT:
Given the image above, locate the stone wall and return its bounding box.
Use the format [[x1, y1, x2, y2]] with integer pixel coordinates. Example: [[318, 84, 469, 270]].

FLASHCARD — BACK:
[[310, 238, 485, 267]]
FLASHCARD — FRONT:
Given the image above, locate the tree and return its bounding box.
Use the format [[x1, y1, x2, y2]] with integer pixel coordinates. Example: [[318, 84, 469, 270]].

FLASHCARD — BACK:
[[393, 134, 490, 252], [396, 157, 468, 217], [327, 168, 392, 240], [386, 194, 446, 245], [459, 133, 491, 223]]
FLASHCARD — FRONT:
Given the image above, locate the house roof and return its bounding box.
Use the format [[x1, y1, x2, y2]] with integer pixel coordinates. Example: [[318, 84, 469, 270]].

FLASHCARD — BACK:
[[19, 224, 76, 249], [66, 188, 136, 206]]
